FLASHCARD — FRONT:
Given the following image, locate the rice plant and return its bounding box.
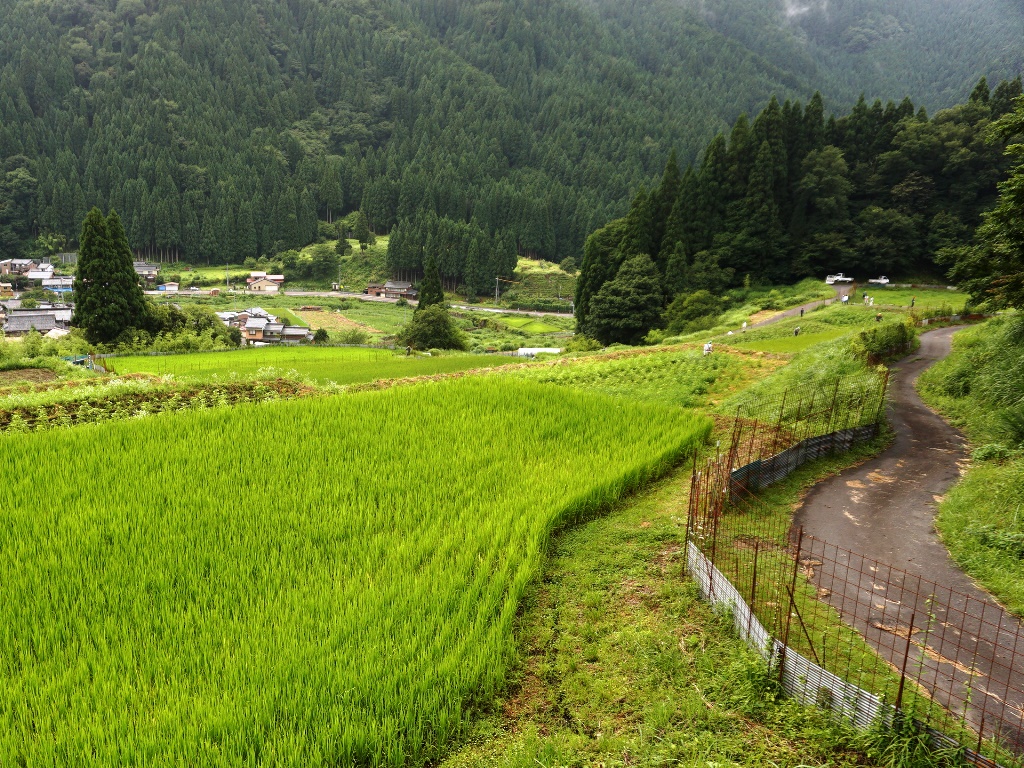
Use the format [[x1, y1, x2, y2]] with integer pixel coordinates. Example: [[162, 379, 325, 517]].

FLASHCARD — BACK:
[[0, 377, 709, 766]]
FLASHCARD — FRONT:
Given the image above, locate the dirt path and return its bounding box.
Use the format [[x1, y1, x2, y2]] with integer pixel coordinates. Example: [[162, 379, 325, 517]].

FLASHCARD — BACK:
[[794, 327, 1024, 751], [747, 284, 852, 330]]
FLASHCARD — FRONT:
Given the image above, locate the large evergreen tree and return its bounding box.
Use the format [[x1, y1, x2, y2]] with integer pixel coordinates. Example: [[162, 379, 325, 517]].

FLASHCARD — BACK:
[[949, 99, 1024, 309], [73, 208, 148, 344], [587, 254, 664, 345], [417, 256, 444, 311]]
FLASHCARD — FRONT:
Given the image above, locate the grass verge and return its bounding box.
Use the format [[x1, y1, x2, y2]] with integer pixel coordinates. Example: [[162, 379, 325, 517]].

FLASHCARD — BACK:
[[440, 468, 875, 768], [918, 316, 1024, 616]]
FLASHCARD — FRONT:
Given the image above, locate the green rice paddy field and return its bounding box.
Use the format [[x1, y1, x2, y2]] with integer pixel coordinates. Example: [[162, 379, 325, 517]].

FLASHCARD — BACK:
[[104, 346, 519, 384], [0, 378, 710, 766]]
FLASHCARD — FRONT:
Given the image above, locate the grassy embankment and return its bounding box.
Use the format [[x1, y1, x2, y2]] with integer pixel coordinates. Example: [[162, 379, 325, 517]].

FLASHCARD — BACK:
[[918, 315, 1024, 616]]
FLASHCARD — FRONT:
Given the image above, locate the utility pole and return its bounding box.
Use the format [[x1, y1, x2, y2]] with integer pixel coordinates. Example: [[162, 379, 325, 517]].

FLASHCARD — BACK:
[[495, 276, 499, 303]]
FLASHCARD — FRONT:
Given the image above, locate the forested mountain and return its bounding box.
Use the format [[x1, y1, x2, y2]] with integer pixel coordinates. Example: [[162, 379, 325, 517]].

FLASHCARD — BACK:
[[575, 80, 1024, 343], [1, 0, 1022, 293]]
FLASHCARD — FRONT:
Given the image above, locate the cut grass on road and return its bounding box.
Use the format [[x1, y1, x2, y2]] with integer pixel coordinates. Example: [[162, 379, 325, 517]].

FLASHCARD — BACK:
[[105, 346, 519, 385]]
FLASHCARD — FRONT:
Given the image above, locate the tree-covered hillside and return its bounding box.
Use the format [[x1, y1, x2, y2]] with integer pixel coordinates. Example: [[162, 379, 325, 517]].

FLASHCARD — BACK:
[[1, 0, 1021, 291], [575, 80, 1024, 343]]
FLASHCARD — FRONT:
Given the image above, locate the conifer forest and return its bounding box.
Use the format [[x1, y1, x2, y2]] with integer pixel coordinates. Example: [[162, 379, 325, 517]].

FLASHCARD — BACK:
[[1, 0, 1023, 294]]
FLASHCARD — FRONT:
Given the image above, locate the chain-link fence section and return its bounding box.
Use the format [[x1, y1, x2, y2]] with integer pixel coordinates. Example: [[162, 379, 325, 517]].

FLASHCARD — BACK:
[[686, 376, 1024, 767]]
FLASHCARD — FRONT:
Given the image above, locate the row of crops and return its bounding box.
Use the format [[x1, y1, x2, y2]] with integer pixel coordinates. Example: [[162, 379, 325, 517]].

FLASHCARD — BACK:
[[0, 378, 710, 766], [0, 377, 313, 432]]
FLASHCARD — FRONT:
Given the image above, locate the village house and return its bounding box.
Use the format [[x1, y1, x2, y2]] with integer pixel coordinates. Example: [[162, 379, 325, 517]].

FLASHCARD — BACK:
[[366, 280, 418, 300], [42, 276, 75, 293], [217, 307, 310, 345], [0, 282, 13, 298], [2, 307, 72, 337], [133, 262, 160, 283], [0, 259, 37, 276], [246, 272, 285, 286], [26, 263, 55, 281], [248, 277, 281, 293]]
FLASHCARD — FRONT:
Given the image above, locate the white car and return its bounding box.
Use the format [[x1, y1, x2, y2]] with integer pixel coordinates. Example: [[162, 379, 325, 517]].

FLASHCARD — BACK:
[[868, 276, 890, 285], [825, 273, 854, 285]]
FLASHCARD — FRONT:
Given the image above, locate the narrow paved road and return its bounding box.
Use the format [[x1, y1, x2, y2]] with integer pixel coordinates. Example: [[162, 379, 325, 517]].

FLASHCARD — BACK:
[[793, 327, 1024, 752]]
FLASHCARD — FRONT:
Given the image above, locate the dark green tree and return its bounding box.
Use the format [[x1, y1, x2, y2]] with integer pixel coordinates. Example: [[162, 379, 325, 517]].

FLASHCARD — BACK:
[[417, 255, 444, 310], [663, 289, 723, 334], [587, 254, 664, 346], [353, 210, 370, 251], [397, 304, 467, 350], [73, 208, 148, 344], [949, 101, 1024, 308]]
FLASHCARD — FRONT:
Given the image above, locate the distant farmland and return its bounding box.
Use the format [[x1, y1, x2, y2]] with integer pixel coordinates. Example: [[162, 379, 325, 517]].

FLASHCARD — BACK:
[[0, 378, 709, 766], [105, 346, 519, 384]]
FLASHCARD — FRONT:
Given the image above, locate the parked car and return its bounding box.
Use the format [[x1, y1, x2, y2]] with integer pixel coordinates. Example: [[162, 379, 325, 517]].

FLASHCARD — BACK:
[[868, 276, 890, 285], [825, 273, 854, 284]]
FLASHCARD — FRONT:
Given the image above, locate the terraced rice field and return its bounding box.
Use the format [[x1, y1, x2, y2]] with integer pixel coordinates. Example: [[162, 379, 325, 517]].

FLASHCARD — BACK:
[[0, 378, 709, 766], [104, 346, 519, 384]]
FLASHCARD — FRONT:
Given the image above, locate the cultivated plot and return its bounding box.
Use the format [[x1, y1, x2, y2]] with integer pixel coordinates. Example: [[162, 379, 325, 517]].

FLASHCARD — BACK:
[[0, 378, 709, 767]]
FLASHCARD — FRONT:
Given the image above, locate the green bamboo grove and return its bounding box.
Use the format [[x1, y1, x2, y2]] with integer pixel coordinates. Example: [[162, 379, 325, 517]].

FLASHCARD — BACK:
[[0, 378, 709, 766]]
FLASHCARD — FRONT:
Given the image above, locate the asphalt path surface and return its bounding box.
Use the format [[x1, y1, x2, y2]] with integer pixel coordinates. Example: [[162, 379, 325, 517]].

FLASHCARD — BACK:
[[793, 327, 1024, 751], [747, 284, 853, 330]]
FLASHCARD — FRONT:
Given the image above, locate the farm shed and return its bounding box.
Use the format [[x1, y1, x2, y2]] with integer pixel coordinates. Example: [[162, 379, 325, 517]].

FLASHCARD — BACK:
[[248, 278, 281, 293]]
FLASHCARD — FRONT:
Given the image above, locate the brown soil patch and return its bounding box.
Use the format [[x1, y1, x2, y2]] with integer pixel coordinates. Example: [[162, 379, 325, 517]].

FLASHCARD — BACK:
[[293, 310, 381, 334], [0, 368, 57, 385], [747, 309, 782, 325]]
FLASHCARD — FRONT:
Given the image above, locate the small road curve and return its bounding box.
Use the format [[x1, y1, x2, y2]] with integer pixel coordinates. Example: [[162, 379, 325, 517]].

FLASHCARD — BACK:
[[793, 327, 1024, 752]]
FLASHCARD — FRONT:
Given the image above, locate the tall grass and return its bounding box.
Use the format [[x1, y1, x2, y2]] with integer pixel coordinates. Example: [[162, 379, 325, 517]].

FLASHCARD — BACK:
[[0, 378, 709, 766], [918, 316, 1024, 615]]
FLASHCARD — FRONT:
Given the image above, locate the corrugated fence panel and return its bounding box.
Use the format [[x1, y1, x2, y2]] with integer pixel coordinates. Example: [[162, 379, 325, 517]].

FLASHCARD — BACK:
[[686, 540, 1012, 767], [731, 424, 879, 494]]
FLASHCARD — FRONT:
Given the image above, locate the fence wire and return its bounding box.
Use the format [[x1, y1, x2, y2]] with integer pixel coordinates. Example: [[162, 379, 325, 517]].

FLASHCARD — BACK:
[[686, 376, 1024, 767]]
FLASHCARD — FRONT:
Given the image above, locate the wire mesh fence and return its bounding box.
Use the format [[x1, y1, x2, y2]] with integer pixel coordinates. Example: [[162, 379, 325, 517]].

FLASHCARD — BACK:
[[686, 376, 1024, 766]]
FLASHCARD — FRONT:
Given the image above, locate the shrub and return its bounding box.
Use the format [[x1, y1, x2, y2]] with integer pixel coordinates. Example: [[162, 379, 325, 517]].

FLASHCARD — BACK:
[[336, 328, 370, 345], [852, 319, 916, 362], [396, 305, 468, 351], [972, 443, 1013, 461], [313, 328, 329, 344], [565, 335, 603, 353]]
